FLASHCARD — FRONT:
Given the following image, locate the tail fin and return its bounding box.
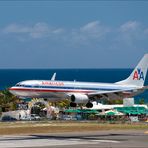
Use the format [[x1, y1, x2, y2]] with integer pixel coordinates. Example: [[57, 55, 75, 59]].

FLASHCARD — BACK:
[[116, 54, 148, 86]]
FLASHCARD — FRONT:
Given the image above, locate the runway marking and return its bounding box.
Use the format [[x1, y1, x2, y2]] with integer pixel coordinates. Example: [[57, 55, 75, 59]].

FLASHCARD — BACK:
[[69, 138, 119, 143], [0, 136, 120, 148], [91, 140, 120, 143]]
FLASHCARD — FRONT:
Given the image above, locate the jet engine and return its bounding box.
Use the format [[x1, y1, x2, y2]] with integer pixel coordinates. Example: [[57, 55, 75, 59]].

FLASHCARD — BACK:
[[70, 94, 89, 104], [70, 94, 93, 108], [86, 102, 93, 108]]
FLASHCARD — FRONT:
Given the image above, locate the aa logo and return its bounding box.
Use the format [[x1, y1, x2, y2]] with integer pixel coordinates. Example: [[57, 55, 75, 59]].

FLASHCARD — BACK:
[[133, 68, 144, 80]]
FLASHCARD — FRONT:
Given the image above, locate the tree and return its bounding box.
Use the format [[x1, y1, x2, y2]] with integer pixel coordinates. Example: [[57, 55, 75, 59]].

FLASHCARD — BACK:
[[102, 98, 123, 105], [55, 99, 70, 109], [0, 89, 20, 112], [139, 98, 145, 104]]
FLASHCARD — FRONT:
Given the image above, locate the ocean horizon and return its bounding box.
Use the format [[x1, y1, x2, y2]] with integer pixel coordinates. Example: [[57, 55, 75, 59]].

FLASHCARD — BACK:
[[0, 69, 147, 103]]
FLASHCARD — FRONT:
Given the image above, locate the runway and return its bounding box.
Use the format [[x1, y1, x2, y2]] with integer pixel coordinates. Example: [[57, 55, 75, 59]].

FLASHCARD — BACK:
[[0, 130, 148, 148]]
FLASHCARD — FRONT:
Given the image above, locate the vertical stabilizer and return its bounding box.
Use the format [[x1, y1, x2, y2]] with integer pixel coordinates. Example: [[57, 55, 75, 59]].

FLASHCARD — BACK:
[[116, 54, 148, 86]]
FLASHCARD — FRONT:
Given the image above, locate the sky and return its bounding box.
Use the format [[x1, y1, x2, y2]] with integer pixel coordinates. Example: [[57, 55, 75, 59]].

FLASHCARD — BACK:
[[0, 0, 148, 69]]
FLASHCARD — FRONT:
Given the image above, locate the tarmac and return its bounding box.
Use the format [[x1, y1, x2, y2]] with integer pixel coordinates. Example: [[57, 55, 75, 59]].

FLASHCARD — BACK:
[[0, 130, 148, 148]]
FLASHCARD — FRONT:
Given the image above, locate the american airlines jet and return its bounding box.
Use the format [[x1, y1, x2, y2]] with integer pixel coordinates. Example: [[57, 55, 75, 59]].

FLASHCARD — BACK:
[[9, 54, 148, 108]]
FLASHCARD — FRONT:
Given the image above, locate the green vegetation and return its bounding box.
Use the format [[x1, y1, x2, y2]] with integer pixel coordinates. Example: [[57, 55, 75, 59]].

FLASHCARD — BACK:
[[53, 99, 70, 108], [99, 98, 123, 105], [0, 89, 20, 113], [139, 98, 145, 104]]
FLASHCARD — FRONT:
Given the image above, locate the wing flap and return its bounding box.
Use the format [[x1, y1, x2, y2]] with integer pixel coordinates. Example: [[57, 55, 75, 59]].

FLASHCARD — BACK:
[[87, 89, 133, 99]]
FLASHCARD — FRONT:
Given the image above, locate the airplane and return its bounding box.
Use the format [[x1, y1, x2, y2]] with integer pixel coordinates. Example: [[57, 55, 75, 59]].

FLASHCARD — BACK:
[[9, 54, 148, 108]]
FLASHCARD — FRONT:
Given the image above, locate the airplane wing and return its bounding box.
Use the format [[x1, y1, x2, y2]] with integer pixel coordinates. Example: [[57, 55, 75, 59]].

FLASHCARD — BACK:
[[87, 90, 128, 99], [87, 87, 145, 99]]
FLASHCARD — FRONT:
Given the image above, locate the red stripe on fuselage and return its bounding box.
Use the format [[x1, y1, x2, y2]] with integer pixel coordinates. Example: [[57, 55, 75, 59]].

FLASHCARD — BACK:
[[9, 87, 93, 93]]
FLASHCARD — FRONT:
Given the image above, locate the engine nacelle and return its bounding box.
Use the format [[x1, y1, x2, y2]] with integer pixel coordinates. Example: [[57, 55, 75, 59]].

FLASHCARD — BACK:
[[71, 94, 89, 104]]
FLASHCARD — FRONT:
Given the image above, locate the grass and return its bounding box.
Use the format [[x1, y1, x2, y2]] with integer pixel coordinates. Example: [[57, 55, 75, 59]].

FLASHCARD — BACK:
[[0, 121, 148, 135]]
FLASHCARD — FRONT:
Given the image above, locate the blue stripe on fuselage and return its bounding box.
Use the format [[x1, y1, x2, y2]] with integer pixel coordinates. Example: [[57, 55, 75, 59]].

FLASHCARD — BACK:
[[16, 85, 128, 91]]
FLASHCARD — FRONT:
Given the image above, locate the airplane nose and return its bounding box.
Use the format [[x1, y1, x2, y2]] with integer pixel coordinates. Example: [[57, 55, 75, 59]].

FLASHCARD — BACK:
[[8, 86, 25, 97], [9, 87, 13, 90], [9, 87, 16, 95], [8, 87, 12, 91]]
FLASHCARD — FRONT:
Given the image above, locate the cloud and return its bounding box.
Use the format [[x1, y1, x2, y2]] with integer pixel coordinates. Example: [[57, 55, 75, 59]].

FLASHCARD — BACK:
[[80, 21, 101, 32], [2, 21, 110, 46], [2, 22, 64, 39], [115, 21, 146, 46], [119, 21, 140, 32], [69, 21, 110, 45], [52, 28, 64, 34], [81, 21, 109, 38], [1, 20, 148, 48], [3, 23, 31, 33], [29, 23, 50, 38]]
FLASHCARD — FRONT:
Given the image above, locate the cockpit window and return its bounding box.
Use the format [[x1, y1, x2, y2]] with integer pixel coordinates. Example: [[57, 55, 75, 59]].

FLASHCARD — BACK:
[[15, 83, 20, 86], [15, 83, 25, 87], [15, 83, 40, 87]]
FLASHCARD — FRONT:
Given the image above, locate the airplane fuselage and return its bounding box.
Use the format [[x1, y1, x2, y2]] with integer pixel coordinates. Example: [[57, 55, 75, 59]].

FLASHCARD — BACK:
[[9, 80, 141, 101]]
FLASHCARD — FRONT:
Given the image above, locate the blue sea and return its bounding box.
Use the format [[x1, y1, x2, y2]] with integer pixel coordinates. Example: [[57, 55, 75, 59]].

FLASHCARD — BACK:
[[0, 69, 147, 103]]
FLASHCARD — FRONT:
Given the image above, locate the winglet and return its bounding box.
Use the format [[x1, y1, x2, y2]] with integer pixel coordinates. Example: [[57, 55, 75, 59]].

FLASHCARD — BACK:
[[51, 73, 56, 81]]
